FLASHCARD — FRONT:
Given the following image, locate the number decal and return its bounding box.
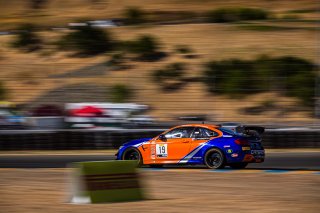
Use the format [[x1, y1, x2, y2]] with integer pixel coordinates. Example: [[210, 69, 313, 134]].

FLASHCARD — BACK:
[[156, 144, 168, 157]]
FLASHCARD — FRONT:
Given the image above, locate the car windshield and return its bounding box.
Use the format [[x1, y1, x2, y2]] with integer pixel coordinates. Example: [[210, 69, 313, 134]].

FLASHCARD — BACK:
[[218, 127, 236, 135]]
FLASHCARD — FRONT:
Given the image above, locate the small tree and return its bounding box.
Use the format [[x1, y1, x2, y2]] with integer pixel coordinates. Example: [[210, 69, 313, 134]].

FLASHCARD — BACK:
[[124, 7, 146, 25], [110, 84, 132, 103], [58, 25, 113, 55], [11, 24, 42, 51]]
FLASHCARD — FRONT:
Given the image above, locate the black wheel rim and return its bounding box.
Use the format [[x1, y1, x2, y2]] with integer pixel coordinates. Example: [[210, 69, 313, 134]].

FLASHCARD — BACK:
[[207, 152, 222, 168], [126, 151, 140, 160]]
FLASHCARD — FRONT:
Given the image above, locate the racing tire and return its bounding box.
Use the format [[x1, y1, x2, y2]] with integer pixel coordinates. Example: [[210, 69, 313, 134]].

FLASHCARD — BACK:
[[204, 148, 225, 169], [122, 148, 143, 167], [229, 162, 248, 169]]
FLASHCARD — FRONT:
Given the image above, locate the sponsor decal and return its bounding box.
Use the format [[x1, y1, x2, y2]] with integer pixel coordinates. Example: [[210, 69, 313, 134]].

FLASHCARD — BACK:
[[243, 154, 254, 162], [83, 173, 139, 190], [251, 150, 265, 155], [227, 149, 233, 153], [231, 153, 238, 157], [242, 147, 251, 151], [223, 145, 231, 148]]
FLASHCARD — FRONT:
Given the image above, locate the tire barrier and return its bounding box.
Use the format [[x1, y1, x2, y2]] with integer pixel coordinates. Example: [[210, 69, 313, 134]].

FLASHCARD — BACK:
[[0, 129, 319, 150], [69, 160, 144, 203]]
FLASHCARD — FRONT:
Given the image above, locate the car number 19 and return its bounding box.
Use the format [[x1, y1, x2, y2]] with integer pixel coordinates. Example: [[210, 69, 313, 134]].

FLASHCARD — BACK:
[[156, 144, 168, 157]]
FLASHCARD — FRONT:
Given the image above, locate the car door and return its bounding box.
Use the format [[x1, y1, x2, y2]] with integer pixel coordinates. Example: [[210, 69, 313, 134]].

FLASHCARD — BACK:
[[152, 127, 194, 164]]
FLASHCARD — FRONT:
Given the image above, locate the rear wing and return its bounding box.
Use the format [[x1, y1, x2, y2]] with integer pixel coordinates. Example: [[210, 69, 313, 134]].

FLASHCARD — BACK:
[[219, 123, 265, 135], [242, 126, 265, 135]]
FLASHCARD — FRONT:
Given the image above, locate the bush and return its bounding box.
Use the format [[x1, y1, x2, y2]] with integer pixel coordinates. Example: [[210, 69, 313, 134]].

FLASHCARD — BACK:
[[110, 84, 133, 103], [153, 63, 185, 81], [202, 56, 316, 106], [175, 45, 193, 54], [122, 35, 160, 59], [0, 82, 7, 100], [11, 24, 42, 51], [152, 63, 186, 91], [207, 7, 269, 23], [29, 0, 48, 9], [58, 26, 113, 55], [124, 7, 146, 25]]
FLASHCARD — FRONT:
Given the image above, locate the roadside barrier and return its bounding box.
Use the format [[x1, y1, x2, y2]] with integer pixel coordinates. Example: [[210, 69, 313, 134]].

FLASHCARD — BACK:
[[69, 160, 144, 203], [0, 129, 319, 150]]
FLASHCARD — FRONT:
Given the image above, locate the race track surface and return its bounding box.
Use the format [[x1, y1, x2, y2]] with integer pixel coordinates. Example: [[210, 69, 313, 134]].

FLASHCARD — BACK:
[[0, 151, 319, 170]]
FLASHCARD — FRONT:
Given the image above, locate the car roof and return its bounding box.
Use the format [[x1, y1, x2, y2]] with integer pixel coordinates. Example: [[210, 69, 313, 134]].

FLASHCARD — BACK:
[[177, 124, 219, 130]]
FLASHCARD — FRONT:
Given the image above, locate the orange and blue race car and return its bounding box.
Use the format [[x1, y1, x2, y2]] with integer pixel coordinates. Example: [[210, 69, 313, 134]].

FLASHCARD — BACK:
[[116, 124, 265, 169]]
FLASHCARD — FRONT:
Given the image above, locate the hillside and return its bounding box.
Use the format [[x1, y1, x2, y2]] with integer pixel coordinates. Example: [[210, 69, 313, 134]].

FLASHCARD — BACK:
[[0, 0, 319, 123]]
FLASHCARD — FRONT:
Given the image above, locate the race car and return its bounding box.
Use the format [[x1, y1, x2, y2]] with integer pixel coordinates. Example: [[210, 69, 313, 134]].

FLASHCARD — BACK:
[[116, 124, 265, 169]]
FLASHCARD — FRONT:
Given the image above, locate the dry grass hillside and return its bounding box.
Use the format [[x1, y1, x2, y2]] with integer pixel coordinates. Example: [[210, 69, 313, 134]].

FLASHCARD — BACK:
[[0, 0, 319, 123]]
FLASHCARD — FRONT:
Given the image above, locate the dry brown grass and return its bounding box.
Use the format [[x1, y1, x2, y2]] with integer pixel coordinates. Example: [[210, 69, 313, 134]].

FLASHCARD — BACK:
[[0, 0, 319, 122], [0, 0, 319, 29], [0, 168, 319, 213]]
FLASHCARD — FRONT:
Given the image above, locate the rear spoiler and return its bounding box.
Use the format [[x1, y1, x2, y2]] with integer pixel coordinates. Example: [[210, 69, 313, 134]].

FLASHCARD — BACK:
[[242, 126, 265, 135], [218, 123, 265, 135]]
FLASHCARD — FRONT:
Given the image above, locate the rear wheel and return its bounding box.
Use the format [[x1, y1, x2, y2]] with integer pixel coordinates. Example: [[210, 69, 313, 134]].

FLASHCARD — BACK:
[[229, 162, 248, 169], [204, 148, 225, 169], [122, 148, 143, 166]]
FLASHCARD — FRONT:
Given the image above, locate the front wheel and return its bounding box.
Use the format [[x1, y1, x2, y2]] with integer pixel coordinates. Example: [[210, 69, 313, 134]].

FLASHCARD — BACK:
[[122, 148, 143, 166], [229, 162, 248, 169], [204, 148, 225, 169]]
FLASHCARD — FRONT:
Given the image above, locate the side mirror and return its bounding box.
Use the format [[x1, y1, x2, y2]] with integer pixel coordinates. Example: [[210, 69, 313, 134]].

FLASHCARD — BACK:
[[158, 134, 166, 141]]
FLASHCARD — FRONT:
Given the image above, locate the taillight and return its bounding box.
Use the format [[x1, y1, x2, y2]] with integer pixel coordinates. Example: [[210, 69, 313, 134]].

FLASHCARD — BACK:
[[235, 138, 249, 146]]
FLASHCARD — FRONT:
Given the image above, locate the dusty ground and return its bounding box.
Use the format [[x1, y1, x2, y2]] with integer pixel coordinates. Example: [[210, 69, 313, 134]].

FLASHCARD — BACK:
[[0, 168, 319, 213]]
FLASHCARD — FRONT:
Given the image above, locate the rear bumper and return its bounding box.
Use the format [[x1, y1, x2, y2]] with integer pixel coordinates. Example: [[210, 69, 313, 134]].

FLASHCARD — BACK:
[[242, 150, 265, 163], [242, 154, 264, 163]]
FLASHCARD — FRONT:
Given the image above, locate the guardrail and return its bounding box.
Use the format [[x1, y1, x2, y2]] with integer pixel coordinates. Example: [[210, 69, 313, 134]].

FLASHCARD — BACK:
[[0, 129, 319, 150]]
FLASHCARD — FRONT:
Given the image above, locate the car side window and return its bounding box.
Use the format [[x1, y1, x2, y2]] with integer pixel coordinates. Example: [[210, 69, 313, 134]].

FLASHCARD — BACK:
[[202, 128, 218, 137], [165, 127, 195, 139], [192, 128, 218, 139]]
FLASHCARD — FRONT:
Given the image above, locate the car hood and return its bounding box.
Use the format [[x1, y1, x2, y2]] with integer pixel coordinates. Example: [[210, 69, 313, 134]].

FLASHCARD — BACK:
[[123, 138, 152, 147]]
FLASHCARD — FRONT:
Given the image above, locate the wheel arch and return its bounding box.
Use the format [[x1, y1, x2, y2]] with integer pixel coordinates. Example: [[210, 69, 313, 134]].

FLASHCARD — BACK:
[[121, 146, 144, 163]]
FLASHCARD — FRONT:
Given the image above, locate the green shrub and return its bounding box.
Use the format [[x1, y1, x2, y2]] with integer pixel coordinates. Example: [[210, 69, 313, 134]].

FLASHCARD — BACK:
[[152, 63, 186, 91], [110, 84, 132, 103], [124, 7, 146, 25], [11, 24, 42, 51], [202, 56, 316, 106], [207, 7, 269, 23], [122, 35, 160, 59], [58, 26, 113, 55], [107, 52, 124, 66], [175, 45, 193, 54], [153, 63, 185, 83], [29, 0, 48, 9], [0, 82, 7, 100]]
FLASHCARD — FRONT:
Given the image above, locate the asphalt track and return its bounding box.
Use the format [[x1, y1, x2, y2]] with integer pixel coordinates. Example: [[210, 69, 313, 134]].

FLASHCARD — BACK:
[[0, 152, 319, 170]]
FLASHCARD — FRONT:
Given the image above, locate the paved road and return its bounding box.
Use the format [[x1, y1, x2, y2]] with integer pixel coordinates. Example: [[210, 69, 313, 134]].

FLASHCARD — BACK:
[[0, 152, 319, 170]]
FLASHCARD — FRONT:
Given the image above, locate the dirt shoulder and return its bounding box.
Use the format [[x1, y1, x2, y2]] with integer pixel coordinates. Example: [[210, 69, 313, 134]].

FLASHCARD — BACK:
[[0, 168, 319, 213]]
